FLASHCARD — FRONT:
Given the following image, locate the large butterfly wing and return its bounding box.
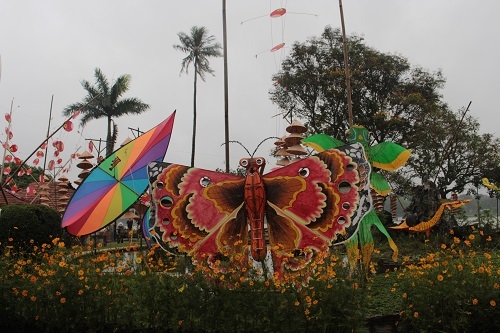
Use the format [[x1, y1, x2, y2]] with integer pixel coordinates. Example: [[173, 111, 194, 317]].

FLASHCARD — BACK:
[[263, 143, 372, 251], [148, 162, 248, 260]]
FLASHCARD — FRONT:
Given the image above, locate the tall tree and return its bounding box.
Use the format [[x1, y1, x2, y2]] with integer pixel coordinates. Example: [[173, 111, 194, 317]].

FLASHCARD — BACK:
[[270, 26, 500, 198], [62, 68, 149, 157], [173, 26, 222, 167], [270, 26, 445, 144]]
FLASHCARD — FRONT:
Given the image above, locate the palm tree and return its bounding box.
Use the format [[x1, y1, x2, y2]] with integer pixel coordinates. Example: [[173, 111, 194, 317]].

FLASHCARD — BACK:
[[62, 68, 149, 157], [173, 26, 222, 167]]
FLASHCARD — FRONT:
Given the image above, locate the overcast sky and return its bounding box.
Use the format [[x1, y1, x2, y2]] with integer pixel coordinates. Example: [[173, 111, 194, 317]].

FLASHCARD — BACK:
[[1, 0, 499, 185]]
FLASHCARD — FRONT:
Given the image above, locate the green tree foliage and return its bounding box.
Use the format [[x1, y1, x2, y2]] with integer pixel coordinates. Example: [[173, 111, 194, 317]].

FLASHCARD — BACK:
[[402, 106, 500, 199], [62, 68, 149, 157], [0, 204, 61, 254], [270, 26, 500, 199], [270, 26, 444, 144], [1, 162, 47, 190], [173, 26, 222, 167]]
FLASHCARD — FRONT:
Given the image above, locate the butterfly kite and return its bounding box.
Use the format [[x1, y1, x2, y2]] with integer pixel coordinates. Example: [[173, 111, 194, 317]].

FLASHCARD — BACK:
[[302, 125, 411, 270], [147, 143, 372, 267]]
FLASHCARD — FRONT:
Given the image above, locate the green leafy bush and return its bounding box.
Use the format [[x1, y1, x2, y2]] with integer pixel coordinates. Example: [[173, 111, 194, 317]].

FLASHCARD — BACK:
[[0, 204, 61, 254]]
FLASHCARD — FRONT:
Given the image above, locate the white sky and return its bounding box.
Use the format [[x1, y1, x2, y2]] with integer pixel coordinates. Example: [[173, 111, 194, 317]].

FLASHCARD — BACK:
[[1, 0, 499, 185]]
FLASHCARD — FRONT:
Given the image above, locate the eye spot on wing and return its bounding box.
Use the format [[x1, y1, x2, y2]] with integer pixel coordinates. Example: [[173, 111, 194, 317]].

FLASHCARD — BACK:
[[298, 167, 309, 178], [338, 181, 352, 194], [160, 196, 173, 208], [156, 181, 164, 189], [162, 217, 170, 225], [200, 176, 211, 187], [342, 202, 351, 210], [337, 216, 347, 225]]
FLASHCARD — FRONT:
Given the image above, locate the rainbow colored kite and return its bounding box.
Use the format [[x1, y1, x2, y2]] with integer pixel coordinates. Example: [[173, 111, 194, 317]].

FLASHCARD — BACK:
[[62, 111, 176, 236]]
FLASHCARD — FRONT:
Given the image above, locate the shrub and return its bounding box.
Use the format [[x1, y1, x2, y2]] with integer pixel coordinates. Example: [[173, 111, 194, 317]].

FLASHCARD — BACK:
[[0, 204, 61, 254]]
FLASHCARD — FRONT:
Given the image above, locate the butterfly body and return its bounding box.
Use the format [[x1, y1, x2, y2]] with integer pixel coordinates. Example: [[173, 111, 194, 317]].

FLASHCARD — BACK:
[[241, 157, 267, 260], [147, 143, 372, 266]]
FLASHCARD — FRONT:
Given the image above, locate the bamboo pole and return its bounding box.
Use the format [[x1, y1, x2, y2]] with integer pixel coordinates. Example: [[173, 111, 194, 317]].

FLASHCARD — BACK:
[[338, 0, 353, 127]]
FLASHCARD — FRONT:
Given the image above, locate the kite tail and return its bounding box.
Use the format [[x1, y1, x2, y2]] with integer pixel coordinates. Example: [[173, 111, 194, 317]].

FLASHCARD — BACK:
[[349, 210, 399, 274], [357, 219, 375, 271], [345, 233, 359, 273], [369, 213, 399, 262]]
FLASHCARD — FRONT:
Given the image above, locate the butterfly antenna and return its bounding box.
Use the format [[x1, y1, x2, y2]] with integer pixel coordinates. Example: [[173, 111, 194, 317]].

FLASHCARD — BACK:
[[252, 137, 280, 157], [223, 140, 252, 157]]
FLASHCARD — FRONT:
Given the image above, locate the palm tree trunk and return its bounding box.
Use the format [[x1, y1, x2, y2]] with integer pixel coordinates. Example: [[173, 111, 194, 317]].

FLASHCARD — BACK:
[[106, 116, 113, 157], [191, 64, 198, 167]]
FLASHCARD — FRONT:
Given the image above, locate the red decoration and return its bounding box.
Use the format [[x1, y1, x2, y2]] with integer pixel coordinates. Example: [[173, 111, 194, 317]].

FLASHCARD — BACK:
[[270, 8, 286, 18], [271, 43, 285, 52], [26, 185, 36, 196], [63, 120, 74, 132]]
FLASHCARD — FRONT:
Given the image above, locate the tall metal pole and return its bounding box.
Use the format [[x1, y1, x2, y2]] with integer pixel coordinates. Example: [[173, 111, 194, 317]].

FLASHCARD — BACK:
[[42, 95, 54, 174], [338, 0, 353, 127], [222, 0, 230, 173]]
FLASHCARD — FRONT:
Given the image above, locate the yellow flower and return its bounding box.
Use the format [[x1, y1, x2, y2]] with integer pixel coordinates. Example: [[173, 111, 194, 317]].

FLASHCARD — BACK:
[[487, 236, 492, 242], [402, 293, 407, 299], [294, 301, 300, 306], [454, 237, 460, 244], [473, 299, 478, 305], [441, 244, 447, 249], [30, 296, 36, 302], [78, 290, 84, 295], [22, 290, 28, 297], [457, 264, 463, 271], [437, 274, 444, 282], [491, 300, 496, 307], [414, 312, 419, 318], [60, 297, 66, 304], [449, 229, 454, 235], [135, 257, 142, 264], [484, 253, 492, 260], [469, 234, 475, 240], [78, 269, 84, 276]]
